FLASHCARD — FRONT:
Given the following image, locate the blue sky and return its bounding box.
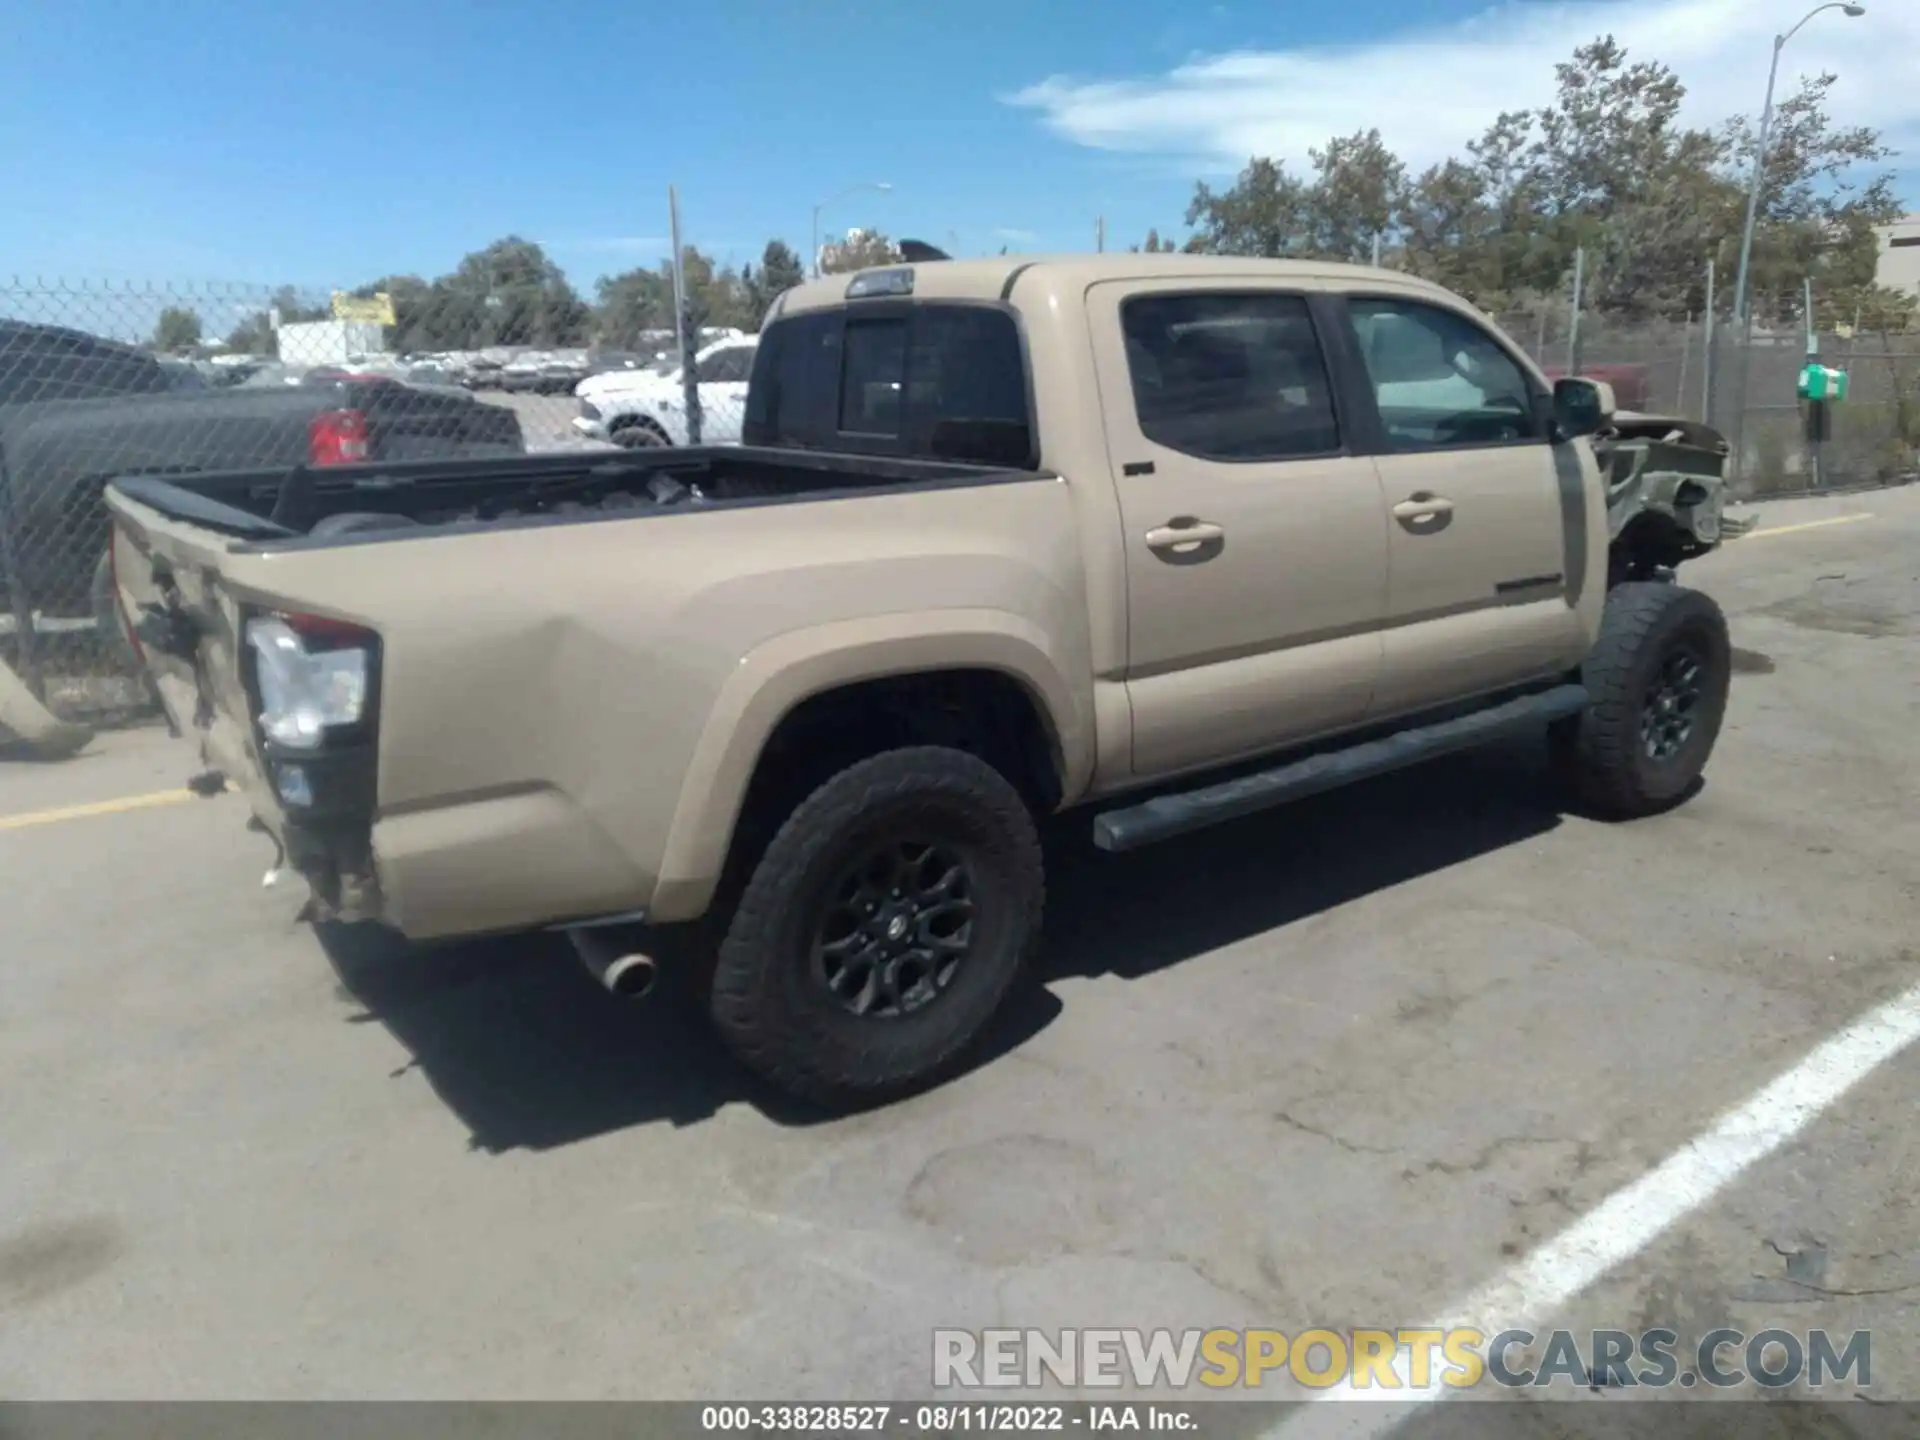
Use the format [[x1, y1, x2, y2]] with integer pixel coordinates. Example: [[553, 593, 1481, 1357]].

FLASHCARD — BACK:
[[0, 0, 1912, 297]]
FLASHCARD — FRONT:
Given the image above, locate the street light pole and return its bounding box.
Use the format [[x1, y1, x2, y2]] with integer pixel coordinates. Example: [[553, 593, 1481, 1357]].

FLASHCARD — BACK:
[[1726, 3, 1865, 466], [811, 182, 893, 278]]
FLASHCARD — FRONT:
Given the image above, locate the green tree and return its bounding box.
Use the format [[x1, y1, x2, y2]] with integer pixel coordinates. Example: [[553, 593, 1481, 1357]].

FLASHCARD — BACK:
[[1185, 157, 1314, 257], [349, 275, 440, 352], [1720, 71, 1905, 325], [819, 228, 902, 275], [595, 266, 676, 348], [1130, 228, 1179, 253], [745, 240, 805, 324], [223, 287, 331, 357], [435, 236, 591, 348], [1175, 34, 1907, 328], [1304, 129, 1407, 262], [152, 306, 202, 352]]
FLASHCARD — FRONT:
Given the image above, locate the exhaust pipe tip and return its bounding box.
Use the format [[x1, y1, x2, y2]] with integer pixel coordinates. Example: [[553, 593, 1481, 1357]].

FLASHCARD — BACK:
[[602, 953, 658, 1001], [566, 925, 660, 1002]]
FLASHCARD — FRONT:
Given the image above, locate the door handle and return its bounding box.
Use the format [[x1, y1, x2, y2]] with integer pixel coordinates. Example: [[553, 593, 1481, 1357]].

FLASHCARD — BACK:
[[1144, 517, 1226, 563], [1392, 492, 1455, 531]]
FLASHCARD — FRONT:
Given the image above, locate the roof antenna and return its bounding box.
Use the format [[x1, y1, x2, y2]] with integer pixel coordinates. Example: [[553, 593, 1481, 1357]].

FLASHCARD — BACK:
[[897, 239, 950, 263]]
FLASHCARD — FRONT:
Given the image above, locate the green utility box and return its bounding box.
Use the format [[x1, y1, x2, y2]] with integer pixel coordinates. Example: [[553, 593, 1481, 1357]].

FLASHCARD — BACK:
[[1797, 364, 1850, 402]]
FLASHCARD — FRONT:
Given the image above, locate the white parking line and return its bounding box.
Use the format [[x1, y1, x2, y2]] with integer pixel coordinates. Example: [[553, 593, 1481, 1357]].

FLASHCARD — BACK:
[[1267, 977, 1920, 1437]]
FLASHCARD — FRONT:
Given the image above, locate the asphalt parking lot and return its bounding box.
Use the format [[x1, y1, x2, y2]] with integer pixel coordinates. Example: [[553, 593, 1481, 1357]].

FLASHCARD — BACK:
[[2, 487, 1916, 1411]]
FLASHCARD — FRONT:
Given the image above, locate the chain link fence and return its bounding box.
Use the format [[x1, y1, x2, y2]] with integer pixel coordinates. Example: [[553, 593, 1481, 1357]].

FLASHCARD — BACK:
[[4, 261, 1913, 729], [0, 277, 697, 724], [1489, 302, 1920, 499]]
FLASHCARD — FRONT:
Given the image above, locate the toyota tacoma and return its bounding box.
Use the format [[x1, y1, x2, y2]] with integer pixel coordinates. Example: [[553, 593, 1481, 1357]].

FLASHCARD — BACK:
[[104, 254, 1741, 1105]]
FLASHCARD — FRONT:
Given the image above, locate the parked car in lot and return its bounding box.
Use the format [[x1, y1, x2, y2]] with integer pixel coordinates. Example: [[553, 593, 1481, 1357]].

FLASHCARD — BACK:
[[572, 336, 758, 446], [0, 319, 525, 631], [106, 254, 1740, 1107]]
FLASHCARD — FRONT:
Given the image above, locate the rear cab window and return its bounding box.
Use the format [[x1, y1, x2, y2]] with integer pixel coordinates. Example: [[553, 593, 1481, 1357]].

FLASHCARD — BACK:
[[746, 302, 1035, 469]]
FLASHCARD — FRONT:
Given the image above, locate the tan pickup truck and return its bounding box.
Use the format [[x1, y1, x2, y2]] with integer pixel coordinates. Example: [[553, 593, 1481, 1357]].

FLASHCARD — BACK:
[[105, 254, 1736, 1106]]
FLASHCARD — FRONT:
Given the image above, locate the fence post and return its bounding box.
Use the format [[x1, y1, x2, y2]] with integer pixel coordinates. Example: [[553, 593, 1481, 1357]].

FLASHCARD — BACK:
[[1676, 312, 1693, 417], [1701, 259, 1716, 427], [1804, 275, 1822, 491], [668, 185, 703, 446], [1565, 247, 1585, 376]]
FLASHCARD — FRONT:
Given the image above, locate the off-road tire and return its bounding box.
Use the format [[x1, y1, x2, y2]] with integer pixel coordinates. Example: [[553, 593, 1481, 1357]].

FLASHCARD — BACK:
[[1553, 582, 1731, 818], [709, 747, 1044, 1108]]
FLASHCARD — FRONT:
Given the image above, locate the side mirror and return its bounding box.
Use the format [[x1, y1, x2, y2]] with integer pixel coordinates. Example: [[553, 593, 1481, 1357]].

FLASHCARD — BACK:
[[1552, 377, 1616, 440]]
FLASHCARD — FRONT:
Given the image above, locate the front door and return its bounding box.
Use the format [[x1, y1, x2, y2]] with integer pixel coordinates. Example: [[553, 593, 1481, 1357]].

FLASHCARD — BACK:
[[1342, 294, 1589, 715], [1088, 281, 1392, 779]]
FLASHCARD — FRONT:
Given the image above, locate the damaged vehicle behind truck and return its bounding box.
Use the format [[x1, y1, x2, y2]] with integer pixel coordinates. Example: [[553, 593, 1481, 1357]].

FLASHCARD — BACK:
[[105, 254, 1746, 1107]]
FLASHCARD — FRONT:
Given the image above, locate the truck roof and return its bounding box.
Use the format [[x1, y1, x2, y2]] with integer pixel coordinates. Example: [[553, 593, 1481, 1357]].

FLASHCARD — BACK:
[[774, 253, 1462, 316]]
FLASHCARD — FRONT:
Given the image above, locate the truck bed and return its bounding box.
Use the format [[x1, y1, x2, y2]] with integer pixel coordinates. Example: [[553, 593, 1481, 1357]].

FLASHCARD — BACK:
[[2, 377, 525, 614], [107, 445, 1025, 550]]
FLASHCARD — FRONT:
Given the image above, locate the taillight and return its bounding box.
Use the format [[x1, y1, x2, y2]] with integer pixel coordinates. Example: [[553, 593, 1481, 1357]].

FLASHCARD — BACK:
[[309, 408, 369, 465], [245, 611, 375, 751], [277, 610, 376, 645]]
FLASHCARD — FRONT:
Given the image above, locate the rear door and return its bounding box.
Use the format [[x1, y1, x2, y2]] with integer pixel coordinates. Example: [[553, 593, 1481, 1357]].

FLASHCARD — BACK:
[[1087, 281, 1390, 778], [1340, 295, 1586, 715]]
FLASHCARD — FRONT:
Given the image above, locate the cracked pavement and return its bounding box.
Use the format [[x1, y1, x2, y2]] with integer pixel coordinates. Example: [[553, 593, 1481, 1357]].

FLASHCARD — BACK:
[[2, 487, 1917, 1405]]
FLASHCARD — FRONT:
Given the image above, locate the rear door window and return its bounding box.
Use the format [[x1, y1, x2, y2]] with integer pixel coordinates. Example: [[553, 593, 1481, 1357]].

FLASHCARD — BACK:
[[1118, 291, 1341, 461]]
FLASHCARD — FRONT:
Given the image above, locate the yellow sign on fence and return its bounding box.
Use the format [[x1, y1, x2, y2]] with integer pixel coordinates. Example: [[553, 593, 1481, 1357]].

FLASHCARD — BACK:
[[330, 291, 396, 326]]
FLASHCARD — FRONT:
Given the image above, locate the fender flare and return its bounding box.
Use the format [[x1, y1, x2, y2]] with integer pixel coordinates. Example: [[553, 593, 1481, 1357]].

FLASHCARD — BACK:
[[646, 609, 1091, 921]]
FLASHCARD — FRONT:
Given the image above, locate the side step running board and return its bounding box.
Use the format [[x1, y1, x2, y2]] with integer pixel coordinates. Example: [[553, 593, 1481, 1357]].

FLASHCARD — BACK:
[[1092, 683, 1590, 853]]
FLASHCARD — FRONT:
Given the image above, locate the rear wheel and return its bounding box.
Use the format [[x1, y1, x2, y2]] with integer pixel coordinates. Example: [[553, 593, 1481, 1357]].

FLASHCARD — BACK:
[[1553, 582, 1731, 817], [709, 747, 1043, 1108]]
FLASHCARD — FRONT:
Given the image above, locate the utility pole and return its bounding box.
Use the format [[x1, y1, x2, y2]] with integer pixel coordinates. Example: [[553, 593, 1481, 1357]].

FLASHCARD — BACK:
[[1728, 3, 1868, 476], [1095, 216, 1105, 253], [668, 185, 701, 445]]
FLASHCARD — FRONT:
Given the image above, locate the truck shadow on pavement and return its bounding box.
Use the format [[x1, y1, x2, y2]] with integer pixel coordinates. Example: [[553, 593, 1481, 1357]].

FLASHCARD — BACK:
[[321, 737, 1566, 1154]]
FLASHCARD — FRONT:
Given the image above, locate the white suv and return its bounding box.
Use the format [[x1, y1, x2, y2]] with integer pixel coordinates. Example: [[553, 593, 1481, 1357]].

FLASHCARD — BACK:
[[572, 338, 759, 448]]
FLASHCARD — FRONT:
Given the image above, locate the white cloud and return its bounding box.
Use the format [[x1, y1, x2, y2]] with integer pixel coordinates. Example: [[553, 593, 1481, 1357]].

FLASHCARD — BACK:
[[1005, 0, 1919, 187], [994, 227, 1039, 243]]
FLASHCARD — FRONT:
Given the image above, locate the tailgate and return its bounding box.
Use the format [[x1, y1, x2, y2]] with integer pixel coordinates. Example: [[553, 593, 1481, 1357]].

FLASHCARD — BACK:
[[104, 489, 279, 823]]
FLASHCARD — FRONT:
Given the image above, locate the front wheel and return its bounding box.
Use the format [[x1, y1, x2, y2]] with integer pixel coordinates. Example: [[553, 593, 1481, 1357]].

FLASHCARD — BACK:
[[611, 419, 669, 449], [709, 747, 1044, 1108], [1553, 582, 1731, 818]]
